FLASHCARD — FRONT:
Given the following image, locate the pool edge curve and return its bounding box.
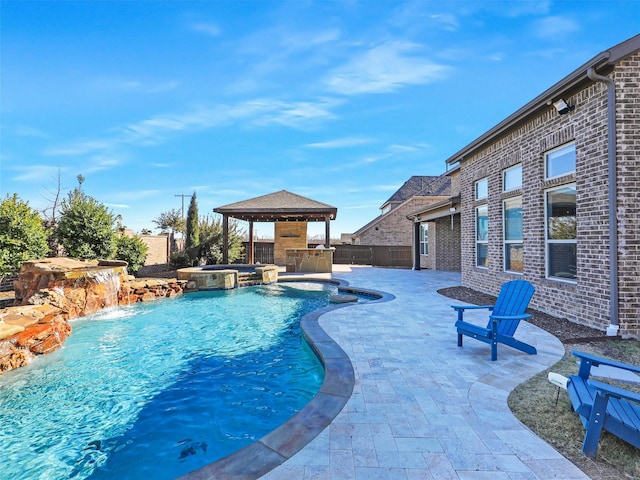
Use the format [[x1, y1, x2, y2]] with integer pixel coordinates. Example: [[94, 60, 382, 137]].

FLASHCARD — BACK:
[[178, 278, 394, 480]]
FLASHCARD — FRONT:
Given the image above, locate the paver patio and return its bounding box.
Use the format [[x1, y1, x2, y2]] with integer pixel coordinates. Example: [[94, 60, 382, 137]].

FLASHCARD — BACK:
[[262, 266, 589, 480]]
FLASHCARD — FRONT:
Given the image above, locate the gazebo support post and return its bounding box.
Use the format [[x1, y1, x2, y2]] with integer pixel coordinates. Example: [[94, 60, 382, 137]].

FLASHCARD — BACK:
[[248, 221, 254, 264], [222, 214, 229, 264], [325, 216, 331, 248]]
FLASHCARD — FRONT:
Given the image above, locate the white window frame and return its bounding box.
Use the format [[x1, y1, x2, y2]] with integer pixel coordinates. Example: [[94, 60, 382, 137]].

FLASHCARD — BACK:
[[503, 196, 523, 273], [419, 223, 428, 255], [545, 143, 576, 180], [476, 204, 488, 268], [475, 178, 488, 200], [503, 164, 522, 192], [545, 183, 577, 282]]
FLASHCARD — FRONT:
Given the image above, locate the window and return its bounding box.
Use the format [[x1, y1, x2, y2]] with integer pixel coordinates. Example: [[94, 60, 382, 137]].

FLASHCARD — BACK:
[[546, 143, 576, 179], [545, 184, 576, 280], [475, 178, 488, 200], [503, 164, 522, 191], [420, 223, 428, 255], [476, 205, 488, 268], [503, 197, 523, 272]]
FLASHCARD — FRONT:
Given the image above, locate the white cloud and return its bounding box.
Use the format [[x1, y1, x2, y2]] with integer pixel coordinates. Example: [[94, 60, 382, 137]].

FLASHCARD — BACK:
[[14, 126, 50, 138], [11, 165, 64, 182], [190, 22, 221, 36], [305, 137, 375, 149], [45, 139, 118, 156], [534, 15, 580, 40], [90, 77, 179, 94], [388, 143, 430, 153], [43, 98, 342, 162], [324, 41, 449, 95], [429, 13, 459, 31], [83, 156, 124, 173]]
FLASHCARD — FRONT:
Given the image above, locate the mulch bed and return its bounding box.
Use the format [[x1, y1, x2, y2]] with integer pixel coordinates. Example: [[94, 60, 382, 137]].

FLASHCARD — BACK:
[[437, 286, 607, 344]]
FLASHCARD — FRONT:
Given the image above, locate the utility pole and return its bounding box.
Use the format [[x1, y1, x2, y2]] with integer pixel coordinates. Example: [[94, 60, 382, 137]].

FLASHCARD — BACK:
[[175, 194, 189, 220]]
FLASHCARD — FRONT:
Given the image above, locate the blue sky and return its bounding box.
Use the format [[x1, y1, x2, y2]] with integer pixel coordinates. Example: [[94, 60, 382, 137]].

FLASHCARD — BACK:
[[1, 1, 638, 239]]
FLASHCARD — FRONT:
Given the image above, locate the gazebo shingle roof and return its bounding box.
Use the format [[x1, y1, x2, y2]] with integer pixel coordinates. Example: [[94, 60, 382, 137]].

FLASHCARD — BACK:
[[214, 190, 337, 222]]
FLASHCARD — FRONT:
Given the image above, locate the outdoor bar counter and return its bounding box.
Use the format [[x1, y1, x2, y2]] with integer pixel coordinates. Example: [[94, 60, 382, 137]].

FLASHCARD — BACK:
[[285, 247, 334, 273]]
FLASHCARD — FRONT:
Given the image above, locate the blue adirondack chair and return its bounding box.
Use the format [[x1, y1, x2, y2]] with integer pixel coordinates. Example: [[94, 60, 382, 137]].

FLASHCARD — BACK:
[[452, 279, 536, 361], [567, 350, 640, 458]]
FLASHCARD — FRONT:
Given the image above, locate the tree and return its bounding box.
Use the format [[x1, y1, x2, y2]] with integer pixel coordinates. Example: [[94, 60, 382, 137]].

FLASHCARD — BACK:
[[152, 209, 185, 235], [198, 214, 245, 264], [115, 233, 148, 274], [185, 192, 199, 249], [169, 214, 245, 267], [0, 194, 50, 280], [55, 178, 116, 259]]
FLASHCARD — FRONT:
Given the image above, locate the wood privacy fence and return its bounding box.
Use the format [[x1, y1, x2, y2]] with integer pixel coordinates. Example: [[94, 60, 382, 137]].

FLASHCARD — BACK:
[[240, 242, 412, 268]]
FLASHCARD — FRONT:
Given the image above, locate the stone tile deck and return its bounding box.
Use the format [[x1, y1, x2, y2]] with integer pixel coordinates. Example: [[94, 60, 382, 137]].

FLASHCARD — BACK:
[[261, 266, 588, 480]]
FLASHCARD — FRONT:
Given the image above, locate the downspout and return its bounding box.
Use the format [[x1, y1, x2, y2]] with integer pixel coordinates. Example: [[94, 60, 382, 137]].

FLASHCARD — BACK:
[[587, 67, 619, 336]]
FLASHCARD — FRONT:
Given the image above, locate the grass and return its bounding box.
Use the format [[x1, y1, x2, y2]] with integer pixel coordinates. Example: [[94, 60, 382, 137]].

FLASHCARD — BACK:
[[508, 340, 640, 480]]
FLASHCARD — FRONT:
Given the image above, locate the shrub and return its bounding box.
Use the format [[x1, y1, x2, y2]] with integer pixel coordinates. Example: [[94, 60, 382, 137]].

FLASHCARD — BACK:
[[0, 194, 50, 279], [115, 234, 148, 274]]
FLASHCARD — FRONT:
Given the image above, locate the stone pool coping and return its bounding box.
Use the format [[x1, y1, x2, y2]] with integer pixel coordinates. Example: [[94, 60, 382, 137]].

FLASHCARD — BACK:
[[179, 278, 394, 480]]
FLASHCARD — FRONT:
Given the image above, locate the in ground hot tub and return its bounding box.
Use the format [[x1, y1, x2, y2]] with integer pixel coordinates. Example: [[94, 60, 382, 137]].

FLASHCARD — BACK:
[[177, 264, 278, 290]]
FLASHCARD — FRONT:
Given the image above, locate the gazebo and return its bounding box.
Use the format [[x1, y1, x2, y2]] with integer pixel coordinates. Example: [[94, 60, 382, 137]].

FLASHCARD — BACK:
[[214, 190, 338, 265]]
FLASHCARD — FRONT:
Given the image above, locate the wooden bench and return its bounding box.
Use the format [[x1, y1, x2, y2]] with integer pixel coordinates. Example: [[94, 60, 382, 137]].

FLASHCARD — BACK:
[[566, 350, 640, 458]]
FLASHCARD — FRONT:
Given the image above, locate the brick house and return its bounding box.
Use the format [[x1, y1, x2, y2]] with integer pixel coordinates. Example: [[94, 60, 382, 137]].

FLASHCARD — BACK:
[[352, 175, 450, 247], [444, 34, 640, 338], [405, 168, 461, 271]]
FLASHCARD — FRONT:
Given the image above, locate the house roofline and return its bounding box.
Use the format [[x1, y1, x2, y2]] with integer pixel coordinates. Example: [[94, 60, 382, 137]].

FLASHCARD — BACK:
[[406, 195, 461, 221], [352, 195, 448, 236], [445, 34, 640, 166]]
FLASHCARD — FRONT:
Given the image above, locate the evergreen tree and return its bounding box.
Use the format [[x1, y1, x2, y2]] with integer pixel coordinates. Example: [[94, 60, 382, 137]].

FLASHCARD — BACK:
[[0, 194, 50, 279], [185, 192, 199, 249]]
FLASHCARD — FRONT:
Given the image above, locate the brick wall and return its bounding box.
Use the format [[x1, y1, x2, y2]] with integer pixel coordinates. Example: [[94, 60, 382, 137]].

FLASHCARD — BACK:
[[615, 53, 640, 337], [418, 215, 461, 271], [458, 55, 640, 337], [435, 214, 461, 271], [358, 197, 448, 246]]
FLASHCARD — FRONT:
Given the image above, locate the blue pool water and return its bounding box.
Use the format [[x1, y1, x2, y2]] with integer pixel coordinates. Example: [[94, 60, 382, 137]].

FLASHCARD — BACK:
[[0, 282, 342, 480]]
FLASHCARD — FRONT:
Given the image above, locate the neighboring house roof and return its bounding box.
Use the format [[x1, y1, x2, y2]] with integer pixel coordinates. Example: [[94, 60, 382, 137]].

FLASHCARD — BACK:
[[353, 176, 451, 236], [445, 34, 640, 166], [214, 190, 337, 222], [381, 175, 450, 208]]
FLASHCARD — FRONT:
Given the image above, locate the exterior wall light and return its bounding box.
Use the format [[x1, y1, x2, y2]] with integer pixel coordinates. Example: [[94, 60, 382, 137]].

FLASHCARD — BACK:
[[553, 99, 574, 115]]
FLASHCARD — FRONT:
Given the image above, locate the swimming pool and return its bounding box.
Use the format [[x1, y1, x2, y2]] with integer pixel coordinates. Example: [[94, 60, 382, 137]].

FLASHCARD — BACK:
[[0, 282, 350, 480]]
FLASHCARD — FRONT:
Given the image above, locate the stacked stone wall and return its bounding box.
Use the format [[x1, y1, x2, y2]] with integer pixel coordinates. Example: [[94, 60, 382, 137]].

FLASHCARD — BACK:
[[0, 258, 185, 375], [274, 222, 308, 265]]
